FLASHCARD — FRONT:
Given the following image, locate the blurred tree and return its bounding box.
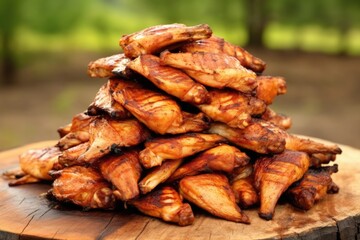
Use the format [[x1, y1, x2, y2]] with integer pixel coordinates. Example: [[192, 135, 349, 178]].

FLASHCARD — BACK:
[[0, 0, 90, 86], [244, 0, 268, 47]]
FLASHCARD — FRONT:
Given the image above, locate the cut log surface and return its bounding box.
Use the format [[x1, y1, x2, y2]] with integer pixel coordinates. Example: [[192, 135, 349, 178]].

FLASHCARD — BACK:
[[0, 138, 360, 240]]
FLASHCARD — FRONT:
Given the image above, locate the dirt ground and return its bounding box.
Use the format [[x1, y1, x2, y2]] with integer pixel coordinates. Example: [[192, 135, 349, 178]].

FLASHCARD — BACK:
[[0, 49, 360, 151]]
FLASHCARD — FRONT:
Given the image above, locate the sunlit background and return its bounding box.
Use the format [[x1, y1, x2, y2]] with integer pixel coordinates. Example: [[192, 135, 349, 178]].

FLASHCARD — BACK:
[[1, 0, 360, 151]]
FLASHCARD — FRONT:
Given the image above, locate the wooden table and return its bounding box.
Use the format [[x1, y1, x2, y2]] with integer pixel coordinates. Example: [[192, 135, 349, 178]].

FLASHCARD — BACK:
[[1, 139, 360, 240]]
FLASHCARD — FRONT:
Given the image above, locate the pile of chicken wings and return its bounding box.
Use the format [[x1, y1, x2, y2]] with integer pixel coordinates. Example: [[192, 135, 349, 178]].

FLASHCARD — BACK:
[[6, 23, 342, 226]]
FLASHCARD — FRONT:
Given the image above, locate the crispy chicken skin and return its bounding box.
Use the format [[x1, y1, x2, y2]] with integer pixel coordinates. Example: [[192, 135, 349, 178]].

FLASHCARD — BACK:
[[129, 186, 194, 226], [87, 53, 130, 78], [255, 76, 287, 105], [113, 85, 209, 134], [7, 146, 62, 186], [99, 150, 142, 201], [208, 122, 286, 154], [58, 142, 90, 168], [254, 150, 310, 220], [87, 79, 131, 119], [179, 173, 250, 223], [50, 166, 115, 209], [197, 88, 266, 129], [261, 107, 292, 130], [286, 164, 338, 210], [139, 133, 226, 168], [76, 118, 150, 164], [167, 144, 249, 182], [310, 153, 337, 167], [139, 159, 183, 194], [120, 23, 212, 58], [179, 35, 266, 73], [127, 54, 210, 104], [160, 51, 257, 93]]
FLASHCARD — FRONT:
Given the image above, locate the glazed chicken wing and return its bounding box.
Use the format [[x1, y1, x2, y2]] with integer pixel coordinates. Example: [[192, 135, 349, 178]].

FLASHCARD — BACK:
[[99, 150, 142, 201], [230, 165, 259, 209], [167, 144, 249, 182], [310, 153, 337, 167], [255, 76, 287, 105], [160, 51, 257, 93], [179, 173, 250, 223], [254, 150, 310, 220], [286, 164, 338, 210], [179, 35, 266, 73], [87, 79, 131, 119], [87, 53, 130, 78], [49, 166, 115, 209], [58, 142, 90, 168], [7, 146, 62, 186], [120, 23, 212, 58], [127, 54, 210, 104], [113, 85, 209, 134], [129, 186, 194, 226], [139, 133, 226, 168], [197, 88, 266, 128], [261, 107, 292, 130], [208, 122, 285, 154], [139, 159, 183, 194]]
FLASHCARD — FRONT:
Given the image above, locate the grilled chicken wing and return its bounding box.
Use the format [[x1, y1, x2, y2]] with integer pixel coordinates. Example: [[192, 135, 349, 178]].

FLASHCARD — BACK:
[[87, 53, 130, 78], [78, 118, 150, 164], [113, 85, 209, 134], [197, 88, 266, 128], [120, 23, 212, 58], [99, 150, 142, 201], [167, 144, 249, 182], [49, 166, 115, 209], [56, 113, 96, 150], [87, 79, 131, 119], [127, 54, 210, 104], [310, 153, 337, 167], [179, 173, 250, 223], [160, 51, 257, 93], [58, 142, 90, 168], [208, 122, 285, 154], [255, 76, 287, 105], [179, 35, 266, 73], [130, 186, 194, 226], [139, 133, 226, 168], [7, 146, 62, 186], [254, 150, 310, 220], [261, 107, 292, 130], [230, 165, 259, 209], [139, 159, 183, 194], [286, 164, 338, 210]]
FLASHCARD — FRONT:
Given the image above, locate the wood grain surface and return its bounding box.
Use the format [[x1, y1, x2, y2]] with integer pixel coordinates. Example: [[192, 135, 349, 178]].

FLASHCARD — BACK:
[[0, 139, 360, 240]]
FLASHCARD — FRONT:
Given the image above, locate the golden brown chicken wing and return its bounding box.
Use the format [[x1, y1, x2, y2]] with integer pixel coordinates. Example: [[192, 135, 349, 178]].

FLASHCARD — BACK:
[[179, 35, 266, 73], [120, 23, 212, 58], [286, 164, 338, 210], [76, 118, 150, 165], [309, 153, 337, 167], [7, 146, 62, 186], [129, 186, 194, 226], [87, 79, 131, 119], [49, 166, 115, 209], [179, 173, 250, 223], [254, 150, 310, 220], [167, 144, 249, 182], [139, 159, 183, 194], [113, 85, 209, 134], [197, 88, 266, 128], [260, 107, 292, 130], [127, 54, 210, 104], [139, 133, 226, 168], [160, 51, 257, 93], [208, 122, 285, 154], [87, 53, 130, 78], [99, 150, 142, 201], [57, 142, 90, 168], [255, 76, 287, 105]]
